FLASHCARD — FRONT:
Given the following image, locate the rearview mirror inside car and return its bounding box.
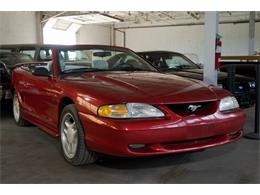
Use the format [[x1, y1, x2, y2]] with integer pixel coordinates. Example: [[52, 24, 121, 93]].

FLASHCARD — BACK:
[[93, 51, 112, 57]]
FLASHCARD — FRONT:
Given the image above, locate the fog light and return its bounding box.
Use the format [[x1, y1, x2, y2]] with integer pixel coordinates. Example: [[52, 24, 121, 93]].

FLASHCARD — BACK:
[[129, 144, 146, 150]]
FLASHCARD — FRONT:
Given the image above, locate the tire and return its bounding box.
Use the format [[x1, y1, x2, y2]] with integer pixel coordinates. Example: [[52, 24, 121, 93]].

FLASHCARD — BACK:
[[13, 91, 30, 126], [59, 104, 97, 165]]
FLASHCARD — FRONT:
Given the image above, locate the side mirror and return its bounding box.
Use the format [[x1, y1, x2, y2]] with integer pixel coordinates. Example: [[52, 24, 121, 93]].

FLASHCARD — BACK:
[[32, 67, 50, 77], [197, 63, 203, 68]]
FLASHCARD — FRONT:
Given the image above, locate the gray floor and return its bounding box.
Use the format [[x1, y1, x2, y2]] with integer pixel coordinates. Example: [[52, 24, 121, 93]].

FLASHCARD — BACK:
[[0, 101, 259, 184]]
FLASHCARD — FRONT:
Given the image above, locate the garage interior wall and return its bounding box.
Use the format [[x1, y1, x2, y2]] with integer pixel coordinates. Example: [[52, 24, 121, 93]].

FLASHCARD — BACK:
[[0, 11, 38, 44], [116, 23, 260, 64], [76, 24, 111, 45]]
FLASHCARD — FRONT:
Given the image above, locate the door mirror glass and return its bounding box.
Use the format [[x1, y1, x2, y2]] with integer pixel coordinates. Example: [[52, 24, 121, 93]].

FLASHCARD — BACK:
[[32, 67, 50, 77]]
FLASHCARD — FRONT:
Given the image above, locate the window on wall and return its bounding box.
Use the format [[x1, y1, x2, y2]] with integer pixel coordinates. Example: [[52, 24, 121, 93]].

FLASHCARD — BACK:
[[43, 18, 81, 45]]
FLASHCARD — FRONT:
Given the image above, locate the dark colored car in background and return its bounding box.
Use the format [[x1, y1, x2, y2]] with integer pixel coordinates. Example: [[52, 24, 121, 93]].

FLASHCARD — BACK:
[[0, 44, 55, 62], [11, 45, 245, 165], [0, 61, 11, 101], [220, 60, 257, 79], [138, 51, 256, 107], [0, 52, 33, 71], [0, 52, 33, 101]]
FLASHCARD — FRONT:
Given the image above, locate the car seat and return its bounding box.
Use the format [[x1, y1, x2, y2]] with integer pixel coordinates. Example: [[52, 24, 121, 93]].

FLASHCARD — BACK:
[[46, 61, 53, 74], [93, 60, 108, 70], [59, 54, 66, 72]]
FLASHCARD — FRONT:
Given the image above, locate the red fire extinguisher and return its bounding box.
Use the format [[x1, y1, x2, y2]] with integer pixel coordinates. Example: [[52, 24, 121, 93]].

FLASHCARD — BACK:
[[215, 34, 222, 70]]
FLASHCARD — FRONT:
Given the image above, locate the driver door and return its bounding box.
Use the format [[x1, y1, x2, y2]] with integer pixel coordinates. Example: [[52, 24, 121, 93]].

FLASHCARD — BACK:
[[25, 62, 59, 129]]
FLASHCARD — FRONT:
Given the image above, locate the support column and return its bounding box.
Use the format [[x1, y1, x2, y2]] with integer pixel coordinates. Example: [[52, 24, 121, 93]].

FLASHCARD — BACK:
[[248, 11, 256, 55], [110, 24, 116, 46], [203, 11, 219, 86], [36, 11, 44, 44]]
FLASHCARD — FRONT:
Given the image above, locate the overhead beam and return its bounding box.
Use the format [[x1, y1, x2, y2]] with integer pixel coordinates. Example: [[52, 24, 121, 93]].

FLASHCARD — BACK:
[[187, 12, 201, 20], [41, 11, 68, 23], [160, 12, 175, 21], [100, 13, 124, 22], [115, 19, 260, 30]]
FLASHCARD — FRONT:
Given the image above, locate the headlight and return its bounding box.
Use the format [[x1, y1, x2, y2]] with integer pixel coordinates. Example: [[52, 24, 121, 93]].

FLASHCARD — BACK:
[[248, 81, 255, 88], [219, 96, 239, 112], [98, 103, 165, 119]]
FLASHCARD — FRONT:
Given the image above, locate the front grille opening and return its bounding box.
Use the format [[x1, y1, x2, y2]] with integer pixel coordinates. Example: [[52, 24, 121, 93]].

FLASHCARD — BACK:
[[166, 101, 217, 117], [161, 134, 224, 148], [128, 144, 146, 150]]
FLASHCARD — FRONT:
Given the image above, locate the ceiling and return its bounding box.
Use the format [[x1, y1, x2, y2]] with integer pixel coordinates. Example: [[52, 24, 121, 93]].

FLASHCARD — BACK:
[[41, 11, 260, 31]]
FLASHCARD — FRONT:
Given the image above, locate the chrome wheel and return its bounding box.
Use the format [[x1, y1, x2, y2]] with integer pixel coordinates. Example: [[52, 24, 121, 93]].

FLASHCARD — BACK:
[[61, 113, 78, 159], [13, 93, 20, 123]]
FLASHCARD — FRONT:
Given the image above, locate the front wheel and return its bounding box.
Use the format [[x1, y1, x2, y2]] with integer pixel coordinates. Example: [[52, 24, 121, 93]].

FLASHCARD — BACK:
[[60, 104, 97, 165], [13, 91, 30, 126]]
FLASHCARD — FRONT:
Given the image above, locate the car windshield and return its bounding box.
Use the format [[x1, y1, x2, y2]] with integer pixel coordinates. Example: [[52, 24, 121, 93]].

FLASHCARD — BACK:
[[58, 48, 157, 74], [143, 53, 199, 71]]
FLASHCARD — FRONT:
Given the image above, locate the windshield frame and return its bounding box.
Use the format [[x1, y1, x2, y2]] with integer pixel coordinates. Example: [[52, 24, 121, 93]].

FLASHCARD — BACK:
[[56, 46, 159, 75]]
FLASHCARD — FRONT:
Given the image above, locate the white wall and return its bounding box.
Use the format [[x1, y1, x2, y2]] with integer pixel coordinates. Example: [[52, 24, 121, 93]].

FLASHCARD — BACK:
[[0, 11, 38, 44], [76, 24, 111, 45], [220, 23, 260, 56], [116, 23, 260, 63]]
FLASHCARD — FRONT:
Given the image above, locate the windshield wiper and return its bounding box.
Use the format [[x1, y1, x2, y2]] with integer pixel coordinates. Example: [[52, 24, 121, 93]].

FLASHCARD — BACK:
[[161, 65, 196, 72], [161, 67, 182, 72], [63, 68, 107, 74], [112, 67, 148, 71]]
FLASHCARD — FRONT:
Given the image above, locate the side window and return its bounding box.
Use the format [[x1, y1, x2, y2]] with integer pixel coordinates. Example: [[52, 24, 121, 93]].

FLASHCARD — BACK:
[[39, 48, 52, 61], [22, 62, 52, 75], [20, 49, 36, 59], [146, 55, 162, 67]]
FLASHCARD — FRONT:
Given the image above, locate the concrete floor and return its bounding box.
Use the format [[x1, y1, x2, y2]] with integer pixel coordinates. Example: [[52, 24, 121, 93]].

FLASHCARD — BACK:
[[0, 100, 259, 184]]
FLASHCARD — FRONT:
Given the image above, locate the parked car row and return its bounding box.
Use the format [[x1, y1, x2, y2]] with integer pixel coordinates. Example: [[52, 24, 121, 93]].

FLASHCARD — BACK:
[[0, 44, 256, 107]]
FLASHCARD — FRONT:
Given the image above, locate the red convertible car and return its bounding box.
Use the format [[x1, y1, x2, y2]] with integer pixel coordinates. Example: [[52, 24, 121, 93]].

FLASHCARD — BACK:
[[11, 45, 245, 165]]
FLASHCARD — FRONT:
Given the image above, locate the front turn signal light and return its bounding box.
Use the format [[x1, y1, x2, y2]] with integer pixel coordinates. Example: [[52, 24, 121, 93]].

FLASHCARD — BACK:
[[98, 104, 128, 118]]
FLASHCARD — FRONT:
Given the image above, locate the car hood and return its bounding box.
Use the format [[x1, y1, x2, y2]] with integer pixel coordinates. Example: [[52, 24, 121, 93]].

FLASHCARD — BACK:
[[164, 68, 253, 83], [61, 71, 223, 104]]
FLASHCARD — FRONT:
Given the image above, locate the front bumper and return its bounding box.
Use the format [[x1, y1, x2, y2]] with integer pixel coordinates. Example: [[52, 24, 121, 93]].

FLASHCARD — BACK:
[[78, 108, 246, 157]]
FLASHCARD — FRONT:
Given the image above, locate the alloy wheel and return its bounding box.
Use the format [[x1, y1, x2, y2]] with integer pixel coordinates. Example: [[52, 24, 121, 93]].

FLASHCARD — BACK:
[[13, 93, 20, 123], [61, 113, 79, 159]]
